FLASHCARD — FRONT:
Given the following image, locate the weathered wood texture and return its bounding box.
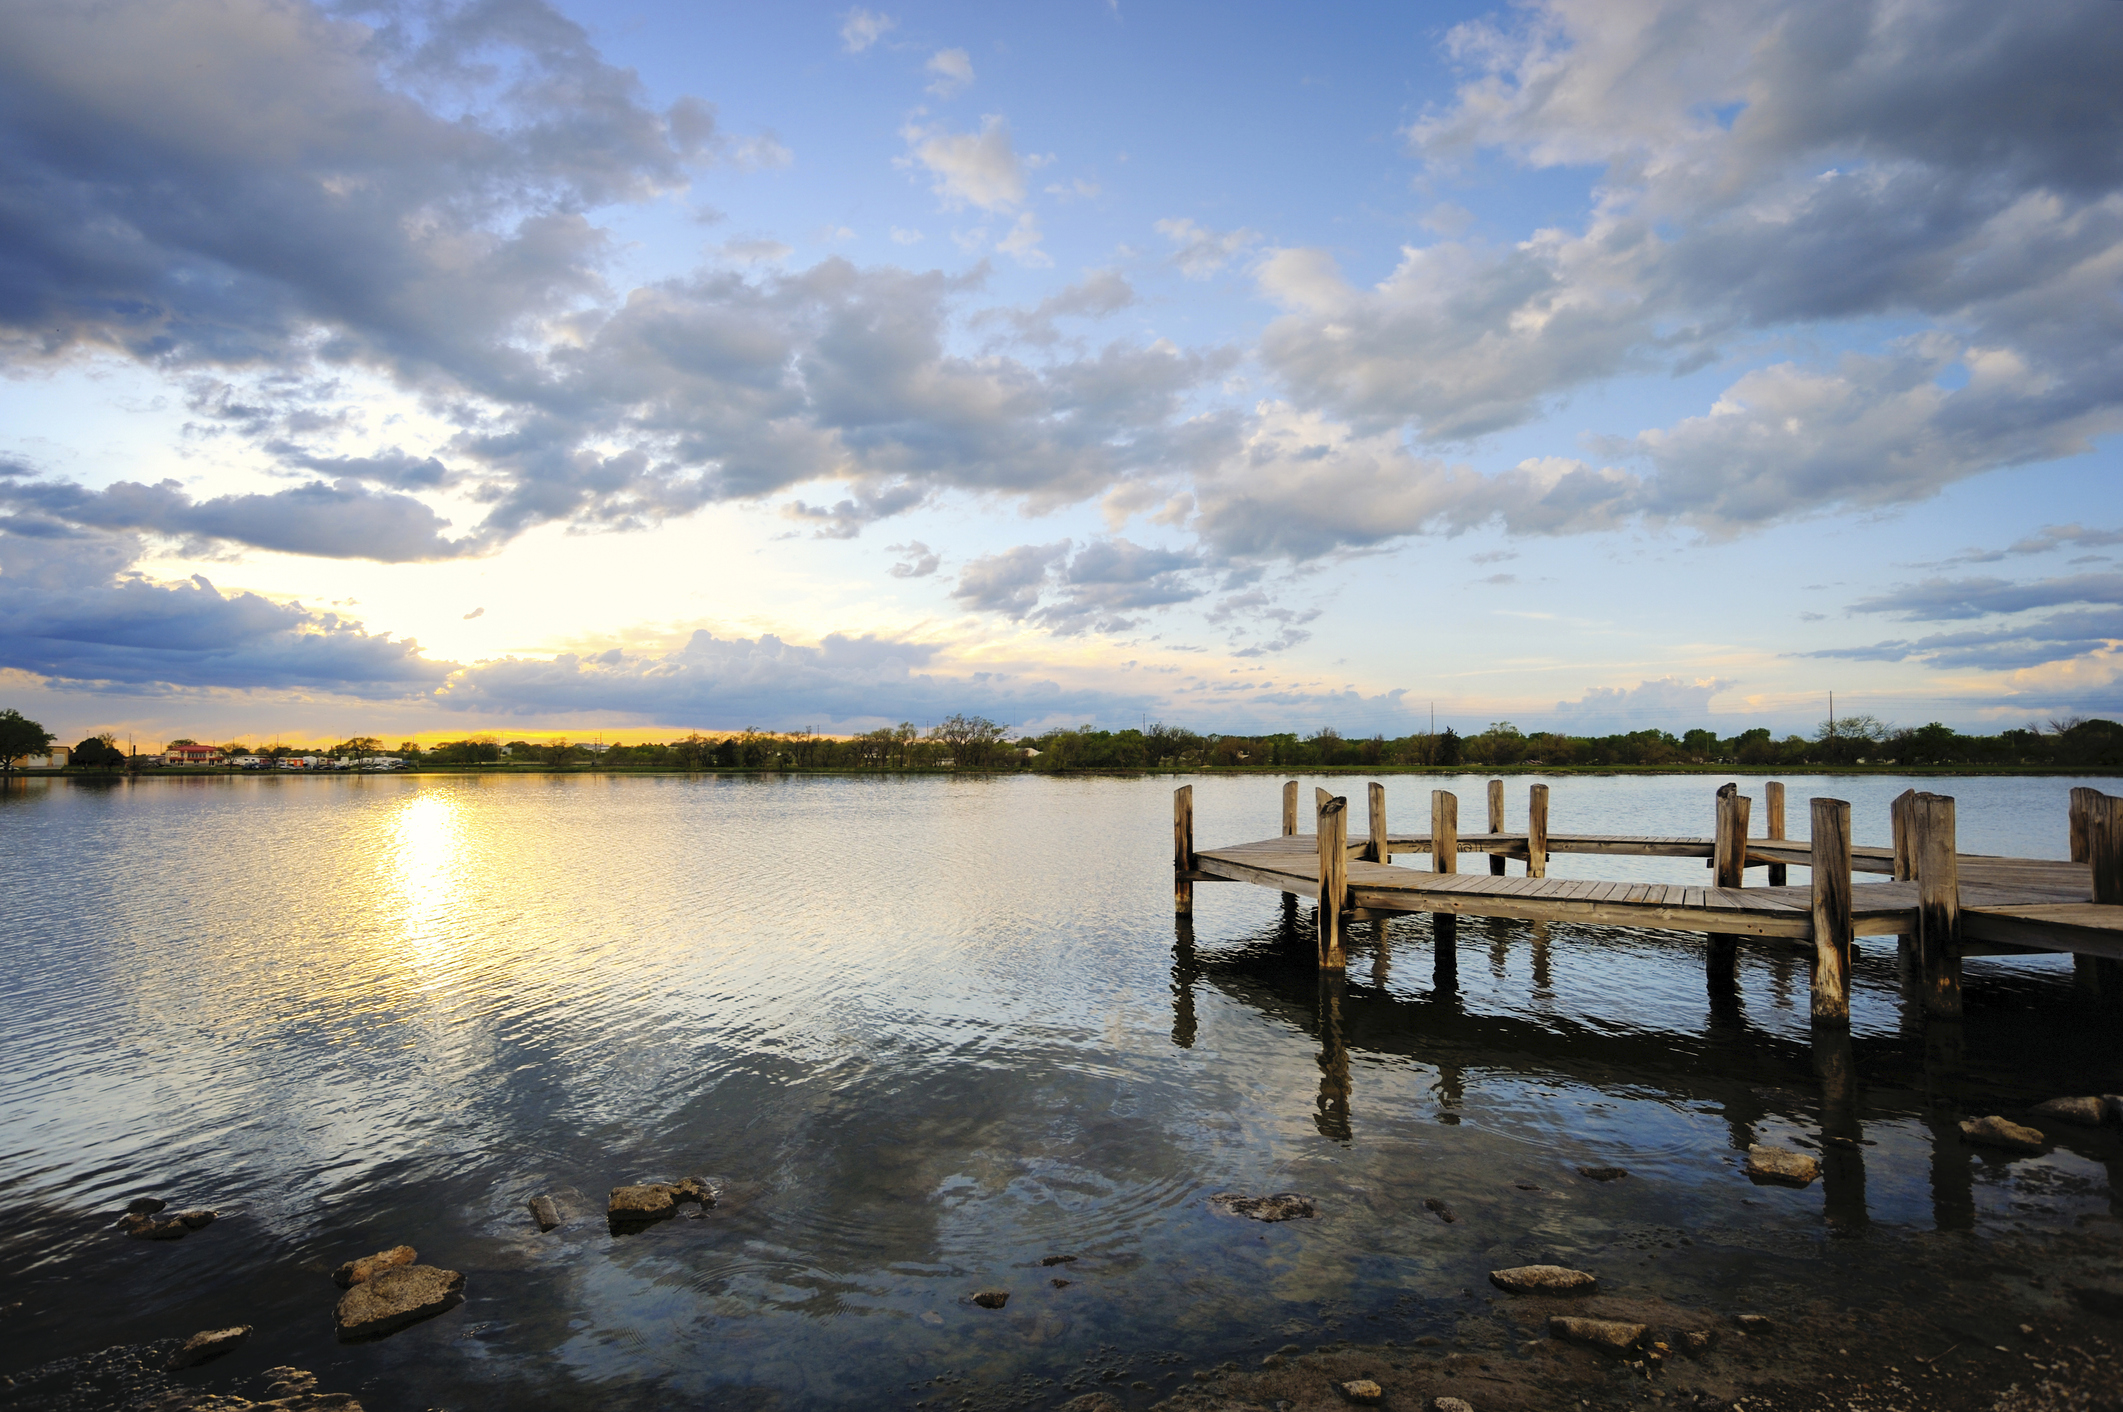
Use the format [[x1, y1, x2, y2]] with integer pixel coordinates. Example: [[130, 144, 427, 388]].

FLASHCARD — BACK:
[[1915, 792, 1962, 1019], [1488, 779, 1507, 876], [1317, 796, 1348, 969], [1713, 785, 1752, 890], [1810, 797, 1853, 1024], [1527, 784, 1550, 879], [1173, 785, 1194, 917], [1283, 780, 1299, 838], [1369, 781, 1388, 864], [1764, 781, 1787, 887], [1431, 790, 1459, 875]]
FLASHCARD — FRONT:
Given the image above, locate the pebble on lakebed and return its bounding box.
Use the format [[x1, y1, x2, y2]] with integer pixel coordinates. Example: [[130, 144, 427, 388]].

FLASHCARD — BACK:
[[1209, 1191, 1316, 1221], [1488, 1264, 1597, 1294], [1337, 1378, 1383, 1404], [1548, 1315, 1649, 1354], [1960, 1115, 2046, 1153], [334, 1264, 466, 1342]]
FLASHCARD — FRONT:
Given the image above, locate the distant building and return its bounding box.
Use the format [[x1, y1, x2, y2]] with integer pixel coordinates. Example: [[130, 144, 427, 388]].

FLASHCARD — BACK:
[[9, 746, 70, 769], [161, 744, 222, 765]]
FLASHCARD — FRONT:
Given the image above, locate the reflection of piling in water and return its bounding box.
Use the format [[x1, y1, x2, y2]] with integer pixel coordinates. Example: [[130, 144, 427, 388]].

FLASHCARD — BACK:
[[1485, 914, 1510, 979], [1369, 918, 1391, 987], [1921, 1017, 1974, 1231], [1171, 917, 1199, 1050], [1315, 974, 1352, 1141], [1813, 1025, 1868, 1233], [1433, 915, 1459, 996], [1528, 921, 1552, 1001]]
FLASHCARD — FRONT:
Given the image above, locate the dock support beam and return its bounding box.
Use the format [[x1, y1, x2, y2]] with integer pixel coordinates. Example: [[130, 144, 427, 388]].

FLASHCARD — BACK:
[[1915, 792, 1962, 1019], [1282, 780, 1299, 838], [2083, 793, 2123, 1001], [1432, 789, 1459, 957], [1891, 788, 1918, 975], [1810, 797, 1853, 1024], [1526, 783, 1549, 878], [1317, 795, 1348, 970], [1487, 779, 1506, 876], [1173, 784, 1194, 917], [1368, 781, 1388, 863], [1764, 781, 1787, 887]]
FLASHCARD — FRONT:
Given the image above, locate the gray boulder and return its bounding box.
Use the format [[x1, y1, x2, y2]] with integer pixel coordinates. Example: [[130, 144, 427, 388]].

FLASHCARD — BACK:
[[1960, 1115, 2045, 1154], [527, 1194, 561, 1232], [1489, 1264, 1596, 1295], [1549, 1315, 1648, 1354], [166, 1325, 250, 1370], [1745, 1145, 1819, 1186], [2031, 1096, 2106, 1127], [334, 1264, 465, 1342]]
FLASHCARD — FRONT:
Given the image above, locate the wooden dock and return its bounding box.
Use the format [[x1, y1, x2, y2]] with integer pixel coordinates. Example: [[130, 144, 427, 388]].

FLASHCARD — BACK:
[[1173, 780, 2123, 1025]]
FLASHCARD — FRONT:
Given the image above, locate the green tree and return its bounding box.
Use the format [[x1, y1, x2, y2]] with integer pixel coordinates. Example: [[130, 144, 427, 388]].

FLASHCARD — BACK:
[[72, 736, 126, 770], [1, 709, 56, 779]]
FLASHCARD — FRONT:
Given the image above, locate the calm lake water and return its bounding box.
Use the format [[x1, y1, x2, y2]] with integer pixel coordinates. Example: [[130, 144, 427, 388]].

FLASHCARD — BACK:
[[2, 771, 2119, 1409]]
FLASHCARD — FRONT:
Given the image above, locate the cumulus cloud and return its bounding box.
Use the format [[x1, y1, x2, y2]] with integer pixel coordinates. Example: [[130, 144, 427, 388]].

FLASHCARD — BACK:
[[1154, 218, 1260, 279], [1547, 676, 1734, 731], [839, 8, 895, 53], [781, 478, 928, 538], [982, 269, 1135, 346], [949, 538, 1206, 634], [952, 541, 1071, 617], [996, 212, 1051, 267], [887, 540, 940, 578], [925, 48, 974, 96], [1806, 569, 2123, 672], [900, 115, 1027, 212]]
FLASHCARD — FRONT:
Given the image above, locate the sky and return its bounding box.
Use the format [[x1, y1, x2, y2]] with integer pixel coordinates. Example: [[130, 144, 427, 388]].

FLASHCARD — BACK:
[[2, 0, 2121, 747]]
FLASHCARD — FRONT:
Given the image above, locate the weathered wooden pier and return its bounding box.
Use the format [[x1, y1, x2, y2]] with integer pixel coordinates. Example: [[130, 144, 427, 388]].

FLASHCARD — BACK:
[[1172, 780, 2123, 1025]]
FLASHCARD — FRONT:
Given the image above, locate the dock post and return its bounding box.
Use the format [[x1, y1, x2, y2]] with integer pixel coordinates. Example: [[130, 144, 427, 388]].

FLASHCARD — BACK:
[[1891, 789, 1918, 975], [2070, 786, 2098, 863], [1283, 780, 1299, 837], [1317, 796, 1348, 970], [1713, 784, 1751, 889], [1526, 783, 1549, 878], [1432, 789, 1460, 954], [1368, 781, 1388, 863], [1173, 785, 1195, 916], [1764, 781, 1787, 887], [1487, 778, 1506, 876], [1810, 797, 1854, 1025], [1914, 792, 1962, 1019], [2083, 793, 2123, 1001]]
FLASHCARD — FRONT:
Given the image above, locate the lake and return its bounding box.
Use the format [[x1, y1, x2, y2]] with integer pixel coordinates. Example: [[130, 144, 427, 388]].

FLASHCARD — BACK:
[[2, 771, 2119, 1410]]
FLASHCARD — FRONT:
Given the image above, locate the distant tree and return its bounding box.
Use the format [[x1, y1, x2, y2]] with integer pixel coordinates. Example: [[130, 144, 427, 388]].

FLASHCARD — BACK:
[[1435, 726, 1463, 767], [930, 714, 1010, 767], [72, 736, 125, 770], [166, 738, 197, 748], [1, 709, 56, 779]]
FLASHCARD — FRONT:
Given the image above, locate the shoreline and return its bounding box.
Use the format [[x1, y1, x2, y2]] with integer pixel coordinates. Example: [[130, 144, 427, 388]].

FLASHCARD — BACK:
[[13, 763, 2123, 781]]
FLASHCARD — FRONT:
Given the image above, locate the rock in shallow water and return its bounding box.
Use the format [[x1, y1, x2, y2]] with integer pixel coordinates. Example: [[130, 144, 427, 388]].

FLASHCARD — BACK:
[[126, 1196, 167, 1216], [1577, 1165, 1628, 1182], [1338, 1378, 1383, 1404], [1745, 1145, 1820, 1186], [527, 1194, 560, 1232], [1549, 1315, 1648, 1353], [1209, 1191, 1316, 1221], [608, 1184, 677, 1223], [1960, 1115, 2046, 1153], [2031, 1096, 2107, 1127], [333, 1265, 465, 1342], [166, 1325, 250, 1370], [122, 1213, 190, 1240], [333, 1245, 415, 1289], [1431, 1398, 1475, 1412], [1489, 1264, 1597, 1295], [970, 1289, 1009, 1309]]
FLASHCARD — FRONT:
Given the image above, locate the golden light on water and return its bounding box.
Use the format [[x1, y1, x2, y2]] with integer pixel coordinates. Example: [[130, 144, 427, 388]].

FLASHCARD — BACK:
[[383, 788, 471, 976]]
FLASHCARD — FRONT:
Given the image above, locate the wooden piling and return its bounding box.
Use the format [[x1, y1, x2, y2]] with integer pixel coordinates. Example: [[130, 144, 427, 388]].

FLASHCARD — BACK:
[[1431, 790, 1459, 874], [2080, 792, 2123, 1001], [1526, 783, 1549, 878], [1316, 786, 1331, 819], [1914, 792, 1962, 1020], [1764, 781, 1787, 887], [1173, 785, 1195, 917], [1891, 787, 1918, 972], [1487, 778, 1506, 876], [1282, 780, 1299, 838], [1810, 797, 1854, 1025], [1317, 796, 1348, 970], [1368, 781, 1388, 864], [2069, 785, 2099, 863], [1713, 784, 1751, 890]]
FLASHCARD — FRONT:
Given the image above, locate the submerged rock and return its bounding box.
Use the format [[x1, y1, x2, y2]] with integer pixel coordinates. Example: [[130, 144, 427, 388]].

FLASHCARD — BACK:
[[1682, 1328, 1719, 1354], [670, 1176, 715, 1207], [1431, 1399, 1476, 1412], [970, 1288, 1009, 1309], [1745, 1145, 1820, 1186], [1489, 1264, 1597, 1295], [1423, 1197, 1458, 1223], [122, 1213, 190, 1240], [334, 1264, 465, 1342], [1733, 1313, 1773, 1331], [1577, 1165, 1628, 1182], [166, 1325, 250, 1370], [1549, 1315, 1648, 1354], [1040, 1254, 1079, 1266], [1338, 1378, 1384, 1404], [176, 1209, 216, 1230], [1058, 1395, 1122, 1412], [2032, 1096, 2107, 1127], [1209, 1191, 1316, 1221], [2068, 1284, 2123, 1319], [1961, 1115, 2046, 1153], [332, 1245, 416, 1289], [126, 1196, 168, 1216], [2105, 1095, 2123, 1127], [527, 1194, 561, 1232]]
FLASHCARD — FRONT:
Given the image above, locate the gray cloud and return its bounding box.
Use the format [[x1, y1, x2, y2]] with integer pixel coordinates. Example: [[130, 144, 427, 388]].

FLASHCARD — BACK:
[[0, 475, 480, 561], [1849, 572, 2123, 622], [1547, 676, 1735, 732], [886, 540, 941, 578], [0, 526, 450, 694], [1809, 569, 2123, 671], [951, 541, 1071, 617]]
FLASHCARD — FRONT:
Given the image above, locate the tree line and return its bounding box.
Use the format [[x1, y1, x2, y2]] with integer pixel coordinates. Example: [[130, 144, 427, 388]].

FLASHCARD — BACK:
[[10, 708, 2122, 777]]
